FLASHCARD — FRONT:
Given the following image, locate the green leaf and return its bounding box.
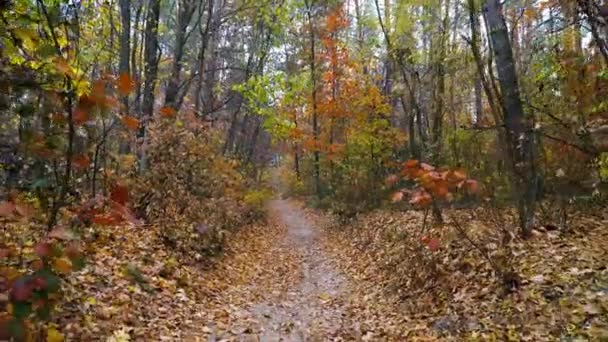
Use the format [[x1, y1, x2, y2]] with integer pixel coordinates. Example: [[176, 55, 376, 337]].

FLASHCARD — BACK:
[[13, 301, 32, 320]]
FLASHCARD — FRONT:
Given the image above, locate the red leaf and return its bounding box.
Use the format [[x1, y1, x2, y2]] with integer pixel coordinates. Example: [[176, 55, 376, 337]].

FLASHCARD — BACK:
[[34, 242, 52, 258], [117, 73, 135, 96], [121, 115, 139, 131], [159, 106, 177, 118], [0, 248, 10, 259], [0, 201, 15, 217], [110, 184, 129, 205], [110, 202, 141, 226], [92, 214, 119, 226], [426, 238, 441, 251], [464, 179, 480, 195], [73, 107, 89, 125], [385, 174, 399, 187], [31, 276, 47, 291], [10, 279, 33, 302], [72, 154, 91, 169]]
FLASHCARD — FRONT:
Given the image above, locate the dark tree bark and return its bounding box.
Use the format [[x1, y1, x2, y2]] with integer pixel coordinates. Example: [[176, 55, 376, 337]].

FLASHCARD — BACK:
[[484, 0, 537, 237], [305, 0, 322, 199], [119, 0, 130, 107], [164, 0, 196, 110], [141, 0, 161, 131], [194, 0, 216, 116]]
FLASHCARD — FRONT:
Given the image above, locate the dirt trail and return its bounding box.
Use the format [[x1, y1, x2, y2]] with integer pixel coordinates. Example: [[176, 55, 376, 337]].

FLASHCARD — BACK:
[[248, 199, 349, 341]]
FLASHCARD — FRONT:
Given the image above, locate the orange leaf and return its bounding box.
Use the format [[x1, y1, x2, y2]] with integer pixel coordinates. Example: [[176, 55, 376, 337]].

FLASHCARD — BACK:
[[431, 181, 449, 199], [404, 159, 419, 169], [159, 106, 177, 118], [409, 191, 432, 207], [90, 80, 107, 104], [53, 257, 72, 274], [53, 57, 73, 77], [121, 115, 139, 131], [72, 154, 91, 169], [15, 202, 34, 218], [117, 73, 135, 96], [391, 191, 404, 203], [0, 201, 15, 217]]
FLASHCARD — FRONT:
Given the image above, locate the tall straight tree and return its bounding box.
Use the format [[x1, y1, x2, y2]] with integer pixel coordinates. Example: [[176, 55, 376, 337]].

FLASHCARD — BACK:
[[164, 0, 197, 111], [141, 0, 161, 126], [305, 0, 322, 199], [483, 0, 537, 237], [119, 0, 130, 109]]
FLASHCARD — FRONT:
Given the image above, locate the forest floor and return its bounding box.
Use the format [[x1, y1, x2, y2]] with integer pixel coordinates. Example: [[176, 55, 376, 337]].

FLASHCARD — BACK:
[[56, 197, 409, 341], [194, 199, 409, 341], [48, 195, 608, 341]]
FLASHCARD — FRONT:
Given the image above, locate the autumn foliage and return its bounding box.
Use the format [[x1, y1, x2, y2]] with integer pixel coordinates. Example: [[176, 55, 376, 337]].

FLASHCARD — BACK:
[[390, 160, 480, 207]]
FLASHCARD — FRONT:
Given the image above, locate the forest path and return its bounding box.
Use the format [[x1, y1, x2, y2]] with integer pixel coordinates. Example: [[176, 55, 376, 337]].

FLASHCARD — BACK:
[[246, 199, 350, 341], [200, 197, 360, 341]]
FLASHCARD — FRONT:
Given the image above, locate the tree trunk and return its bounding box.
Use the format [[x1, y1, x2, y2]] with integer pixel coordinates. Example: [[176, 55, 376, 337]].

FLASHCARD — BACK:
[[118, 0, 131, 154], [194, 0, 216, 116], [119, 0, 130, 108], [483, 0, 537, 237], [306, 0, 322, 199], [164, 0, 196, 110], [139, 0, 161, 170]]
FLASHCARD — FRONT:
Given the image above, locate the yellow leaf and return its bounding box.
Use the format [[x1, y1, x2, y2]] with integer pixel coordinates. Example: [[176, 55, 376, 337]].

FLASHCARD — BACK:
[[47, 327, 64, 342], [13, 28, 37, 51], [86, 297, 97, 305], [53, 257, 72, 275], [106, 327, 131, 342]]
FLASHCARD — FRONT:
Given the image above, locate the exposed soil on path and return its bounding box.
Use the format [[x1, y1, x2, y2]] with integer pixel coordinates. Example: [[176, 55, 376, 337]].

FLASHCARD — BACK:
[[197, 198, 411, 342], [249, 199, 350, 341], [203, 199, 352, 341]]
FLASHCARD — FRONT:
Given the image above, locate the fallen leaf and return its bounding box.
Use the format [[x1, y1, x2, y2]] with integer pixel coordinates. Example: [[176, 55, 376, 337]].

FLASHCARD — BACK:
[[46, 327, 64, 342]]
